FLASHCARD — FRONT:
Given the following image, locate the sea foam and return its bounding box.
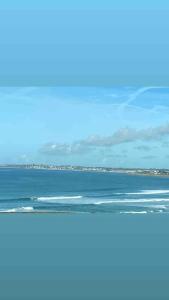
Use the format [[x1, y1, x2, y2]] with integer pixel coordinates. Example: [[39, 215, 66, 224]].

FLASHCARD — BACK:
[[33, 195, 169, 205], [120, 211, 148, 214], [0, 207, 34, 213], [117, 190, 169, 195], [95, 198, 169, 205], [35, 195, 83, 202]]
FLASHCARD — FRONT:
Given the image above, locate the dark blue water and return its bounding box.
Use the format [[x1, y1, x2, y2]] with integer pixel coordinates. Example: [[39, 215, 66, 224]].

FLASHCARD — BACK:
[[1, 168, 169, 214]]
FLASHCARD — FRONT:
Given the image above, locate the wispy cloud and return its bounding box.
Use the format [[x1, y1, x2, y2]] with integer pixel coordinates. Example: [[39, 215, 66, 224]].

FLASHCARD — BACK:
[[40, 142, 90, 156], [81, 123, 169, 147], [40, 123, 169, 156], [119, 86, 167, 111]]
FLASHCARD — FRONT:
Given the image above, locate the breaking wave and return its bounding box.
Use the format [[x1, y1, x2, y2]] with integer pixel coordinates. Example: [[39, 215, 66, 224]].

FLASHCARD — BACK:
[[0, 207, 34, 213], [35, 195, 83, 202], [32, 195, 169, 205], [117, 190, 169, 195], [95, 198, 169, 205], [120, 211, 148, 214]]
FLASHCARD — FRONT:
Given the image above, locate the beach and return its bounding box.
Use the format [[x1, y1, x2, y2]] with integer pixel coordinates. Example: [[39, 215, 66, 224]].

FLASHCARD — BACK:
[[0, 213, 169, 299]]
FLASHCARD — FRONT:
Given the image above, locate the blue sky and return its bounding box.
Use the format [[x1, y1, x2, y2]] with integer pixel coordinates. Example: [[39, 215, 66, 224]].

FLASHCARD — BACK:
[[1, 7, 169, 86], [1, 0, 169, 9], [0, 86, 169, 168]]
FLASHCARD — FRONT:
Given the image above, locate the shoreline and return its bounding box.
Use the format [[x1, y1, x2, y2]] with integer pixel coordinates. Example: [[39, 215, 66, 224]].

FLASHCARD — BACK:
[[1, 165, 169, 178]]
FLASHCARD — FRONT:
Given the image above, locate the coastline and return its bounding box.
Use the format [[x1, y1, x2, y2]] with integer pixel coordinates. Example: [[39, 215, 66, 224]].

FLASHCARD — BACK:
[[1, 164, 169, 178], [1, 168, 169, 215]]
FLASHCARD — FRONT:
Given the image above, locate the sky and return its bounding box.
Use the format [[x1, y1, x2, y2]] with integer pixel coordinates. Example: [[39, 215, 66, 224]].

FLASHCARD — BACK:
[[1, 0, 169, 9], [1, 86, 169, 168], [1, 7, 169, 86]]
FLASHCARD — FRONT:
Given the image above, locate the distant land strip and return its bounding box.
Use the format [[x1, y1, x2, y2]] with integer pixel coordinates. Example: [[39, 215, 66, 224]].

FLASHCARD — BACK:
[[0, 164, 169, 177]]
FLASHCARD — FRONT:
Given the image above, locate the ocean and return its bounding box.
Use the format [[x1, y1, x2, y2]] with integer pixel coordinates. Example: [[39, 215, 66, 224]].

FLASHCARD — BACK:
[[1, 168, 169, 299], [1, 168, 169, 214]]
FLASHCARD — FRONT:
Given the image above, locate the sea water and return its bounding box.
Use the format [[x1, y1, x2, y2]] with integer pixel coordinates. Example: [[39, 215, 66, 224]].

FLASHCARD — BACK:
[[1, 168, 169, 214], [1, 168, 169, 299]]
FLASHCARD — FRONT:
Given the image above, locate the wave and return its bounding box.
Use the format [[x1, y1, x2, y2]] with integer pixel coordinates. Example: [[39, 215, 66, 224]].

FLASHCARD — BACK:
[[117, 190, 169, 195], [120, 208, 167, 214], [120, 211, 148, 214], [150, 205, 168, 209], [1, 190, 169, 203], [33, 195, 169, 205], [0, 197, 33, 203], [0, 206, 34, 213], [95, 198, 169, 205], [2, 194, 169, 207], [35, 195, 83, 202]]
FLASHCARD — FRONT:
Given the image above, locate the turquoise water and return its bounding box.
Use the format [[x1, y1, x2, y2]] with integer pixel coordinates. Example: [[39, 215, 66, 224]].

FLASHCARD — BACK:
[[1, 168, 169, 214], [0, 169, 169, 299]]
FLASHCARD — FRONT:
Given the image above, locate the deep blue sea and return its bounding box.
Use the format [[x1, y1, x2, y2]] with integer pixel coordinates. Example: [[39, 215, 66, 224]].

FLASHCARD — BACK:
[[1, 168, 169, 214]]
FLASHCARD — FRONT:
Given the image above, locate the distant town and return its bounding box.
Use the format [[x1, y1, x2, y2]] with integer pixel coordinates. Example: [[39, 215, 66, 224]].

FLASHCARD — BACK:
[[0, 164, 169, 177]]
